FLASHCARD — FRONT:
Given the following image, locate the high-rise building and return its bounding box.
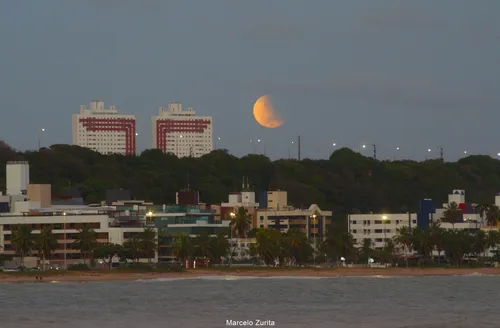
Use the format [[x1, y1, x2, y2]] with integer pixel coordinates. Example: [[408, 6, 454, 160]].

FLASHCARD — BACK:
[[72, 101, 136, 155], [152, 102, 212, 157]]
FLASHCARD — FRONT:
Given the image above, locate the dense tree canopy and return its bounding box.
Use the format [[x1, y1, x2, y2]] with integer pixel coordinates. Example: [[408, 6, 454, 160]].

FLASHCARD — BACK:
[[2, 144, 500, 229]]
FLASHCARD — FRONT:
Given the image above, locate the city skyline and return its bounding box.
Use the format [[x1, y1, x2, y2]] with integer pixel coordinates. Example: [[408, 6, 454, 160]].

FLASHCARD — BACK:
[[1, 1, 500, 161]]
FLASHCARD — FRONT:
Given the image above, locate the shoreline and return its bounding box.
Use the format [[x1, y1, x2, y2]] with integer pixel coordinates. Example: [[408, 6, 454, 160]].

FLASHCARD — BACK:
[[1, 267, 500, 283]]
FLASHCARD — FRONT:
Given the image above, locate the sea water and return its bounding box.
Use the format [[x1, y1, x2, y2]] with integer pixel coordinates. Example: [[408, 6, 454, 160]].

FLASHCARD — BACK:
[[1, 275, 499, 328]]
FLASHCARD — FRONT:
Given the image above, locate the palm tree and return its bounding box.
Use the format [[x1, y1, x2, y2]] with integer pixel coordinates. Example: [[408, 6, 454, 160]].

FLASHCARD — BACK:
[[34, 227, 58, 271], [228, 207, 253, 265], [74, 224, 97, 266], [11, 225, 34, 267], [486, 230, 500, 257], [382, 239, 396, 265], [359, 238, 374, 265], [209, 232, 230, 265], [192, 232, 213, 267], [173, 234, 193, 267], [441, 202, 463, 229], [393, 226, 413, 268], [474, 203, 491, 227], [429, 221, 445, 264], [123, 235, 142, 262], [412, 227, 433, 266], [322, 230, 355, 264], [229, 207, 253, 238], [139, 227, 158, 264], [253, 229, 280, 266], [485, 206, 500, 227]]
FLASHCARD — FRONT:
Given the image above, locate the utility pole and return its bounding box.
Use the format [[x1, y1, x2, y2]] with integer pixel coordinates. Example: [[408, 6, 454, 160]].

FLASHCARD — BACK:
[[372, 144, 377, 159], [297, 136, 301, 161]]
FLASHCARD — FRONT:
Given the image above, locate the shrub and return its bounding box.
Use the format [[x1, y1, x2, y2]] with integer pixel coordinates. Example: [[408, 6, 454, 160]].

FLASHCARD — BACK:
[[67, 264, 91, 271]]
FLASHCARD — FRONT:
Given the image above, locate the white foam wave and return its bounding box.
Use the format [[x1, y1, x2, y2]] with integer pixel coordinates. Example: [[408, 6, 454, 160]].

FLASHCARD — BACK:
[[136, 275, 331, 282]]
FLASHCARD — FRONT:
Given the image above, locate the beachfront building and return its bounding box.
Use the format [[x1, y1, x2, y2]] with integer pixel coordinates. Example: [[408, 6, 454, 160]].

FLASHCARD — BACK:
[[151, 101, 213, 158], [220, 178, 260, 226], [144, 205, 228, 263], [348, 190, 482, 250], [72, 100, 136, 155], [0, 207, 158, 268], [256, 191, 332, 241]]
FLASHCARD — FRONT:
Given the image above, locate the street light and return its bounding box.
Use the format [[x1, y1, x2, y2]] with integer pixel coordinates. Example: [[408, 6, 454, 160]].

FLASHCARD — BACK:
[[311, 214, 317, 267], [215, 137, 221, 150], [38, 128, 45, 150], [63, 212, 67, 270], [289, 141, 294, 159], [382, 215, 388, 242]]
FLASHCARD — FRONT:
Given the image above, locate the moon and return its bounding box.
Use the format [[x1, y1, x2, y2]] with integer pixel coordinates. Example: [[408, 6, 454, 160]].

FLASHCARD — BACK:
[[253, 95, 284, 128]]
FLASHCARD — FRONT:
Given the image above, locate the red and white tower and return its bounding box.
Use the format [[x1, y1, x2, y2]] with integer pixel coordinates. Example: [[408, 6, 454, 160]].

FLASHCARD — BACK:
[[152, 102, 212, 158], [72, 100, 136, 155]]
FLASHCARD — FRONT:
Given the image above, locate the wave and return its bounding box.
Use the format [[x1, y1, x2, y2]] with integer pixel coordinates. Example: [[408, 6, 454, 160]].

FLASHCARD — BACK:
[[453, 272, 496, 277], [136, 275, 331, 282]]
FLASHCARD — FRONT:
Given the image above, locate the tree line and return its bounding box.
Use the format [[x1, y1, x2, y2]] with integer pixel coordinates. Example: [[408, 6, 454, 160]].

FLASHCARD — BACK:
[[8, 224, 158, 270], [3, 143, 500, 231]]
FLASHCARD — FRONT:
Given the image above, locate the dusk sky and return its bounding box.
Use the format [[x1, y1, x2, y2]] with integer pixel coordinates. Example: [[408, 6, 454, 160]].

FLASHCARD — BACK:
[[1, 0, 499, 160]]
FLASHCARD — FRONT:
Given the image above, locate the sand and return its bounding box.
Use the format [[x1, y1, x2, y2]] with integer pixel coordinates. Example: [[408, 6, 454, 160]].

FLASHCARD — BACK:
[[1, 267, 499, 283]]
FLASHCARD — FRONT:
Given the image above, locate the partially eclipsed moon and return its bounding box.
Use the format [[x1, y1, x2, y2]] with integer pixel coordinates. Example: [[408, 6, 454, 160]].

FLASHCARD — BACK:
[[253, 95, 284, 128]]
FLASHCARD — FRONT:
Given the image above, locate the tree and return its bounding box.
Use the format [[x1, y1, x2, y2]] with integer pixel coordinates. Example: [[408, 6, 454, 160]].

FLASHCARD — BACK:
[[173, 234, 193, 267], [192, 232, 213, 267], [209, 232, 230, 265], [428, 221, 445, 264], [228, 207, 253, 265], [139, 227, 158, 264], [393, 226, 413, 268], [441, 202, 463, 229], [74, 224, 97, 266], [229, 207, 252, 238], [359, 238, 374, 264], [123, 235, 142, 262], [485, 206, 500, 227], [93, 243, 123, 270], [34, 227, 58, 271], [322, 230, 355, 264], [11, 225, 34, 267]]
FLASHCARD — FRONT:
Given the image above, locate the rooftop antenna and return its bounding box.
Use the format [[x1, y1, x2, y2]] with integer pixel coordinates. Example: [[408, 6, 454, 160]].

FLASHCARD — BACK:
[[246, 176, 250, 190], [242, 176, 245, 190]]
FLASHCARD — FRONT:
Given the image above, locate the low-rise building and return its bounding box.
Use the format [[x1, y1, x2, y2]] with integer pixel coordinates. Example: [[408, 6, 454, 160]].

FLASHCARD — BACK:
[[256, 191, 332, 240], [0, 208, 158, 267], [348, 190, 482, 250]]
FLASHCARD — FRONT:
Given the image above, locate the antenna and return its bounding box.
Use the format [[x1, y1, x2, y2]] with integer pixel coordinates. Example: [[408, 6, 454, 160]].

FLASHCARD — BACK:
[[439, 147, 444, 162], [246, 177, 250, 190], [372, 144, 377, 159], [298, 135, 301, 161], [242, 176, 245, 190]]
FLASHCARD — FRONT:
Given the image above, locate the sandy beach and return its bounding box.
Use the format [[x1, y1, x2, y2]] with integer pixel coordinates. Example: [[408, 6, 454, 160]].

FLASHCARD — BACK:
[[1, 267, 500, 283]]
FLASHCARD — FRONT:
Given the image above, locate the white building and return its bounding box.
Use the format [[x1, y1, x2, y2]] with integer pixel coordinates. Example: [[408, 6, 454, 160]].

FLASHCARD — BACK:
[[152, 102, 212, 158], [0, 208, 158, 267], [348, 190, 481, 250], [72, 100, 136, 155]]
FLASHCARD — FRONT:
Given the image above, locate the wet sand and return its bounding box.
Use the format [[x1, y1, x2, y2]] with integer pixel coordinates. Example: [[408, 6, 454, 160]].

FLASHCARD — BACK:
[[1, 267, 500, 283]]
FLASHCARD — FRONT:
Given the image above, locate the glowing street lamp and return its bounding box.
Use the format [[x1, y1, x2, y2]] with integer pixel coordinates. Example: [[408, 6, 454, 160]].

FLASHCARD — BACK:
[[382, 215, 388, 241]]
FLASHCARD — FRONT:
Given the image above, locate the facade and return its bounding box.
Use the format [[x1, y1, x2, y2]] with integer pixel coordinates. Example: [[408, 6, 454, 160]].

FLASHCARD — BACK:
[[348, 190, 482, 250], [256, 191, 332, 240], [151, 102, 212, 158], [220, 180, 260, 227], [6, 161, 29, 196], [72, 100, 136, 155], [0, 208, 158, 267], [27, 184, 51, 208]]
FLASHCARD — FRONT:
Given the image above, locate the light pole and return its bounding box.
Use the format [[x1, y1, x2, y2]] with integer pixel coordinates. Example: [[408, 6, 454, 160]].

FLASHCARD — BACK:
[[63, 212, 67, 270], [288, 141, 294, 159], [382, 215, 388, 242], [229, 212, 235, 266], [312, 214, 317, 267], [257, 139, 261, 154], [215, 137, 221, 150], [38, 128, 45, 150]]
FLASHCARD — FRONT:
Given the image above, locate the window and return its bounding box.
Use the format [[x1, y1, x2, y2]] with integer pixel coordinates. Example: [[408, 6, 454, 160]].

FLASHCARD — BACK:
[[374, 229, 383, 233], [412, 220, 417, 224], [352, 220, 357, 224], [260, 216, 264, 220], [374, 220, 382, 224], [351, 229, 357, 233]]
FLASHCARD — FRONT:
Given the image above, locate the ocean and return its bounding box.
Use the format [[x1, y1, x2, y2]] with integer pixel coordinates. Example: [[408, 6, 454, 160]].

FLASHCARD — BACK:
[[1, 274, 499, 328]]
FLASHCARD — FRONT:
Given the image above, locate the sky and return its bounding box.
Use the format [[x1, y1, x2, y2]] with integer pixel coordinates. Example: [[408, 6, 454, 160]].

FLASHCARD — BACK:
[[1, 0, 500, 161]]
